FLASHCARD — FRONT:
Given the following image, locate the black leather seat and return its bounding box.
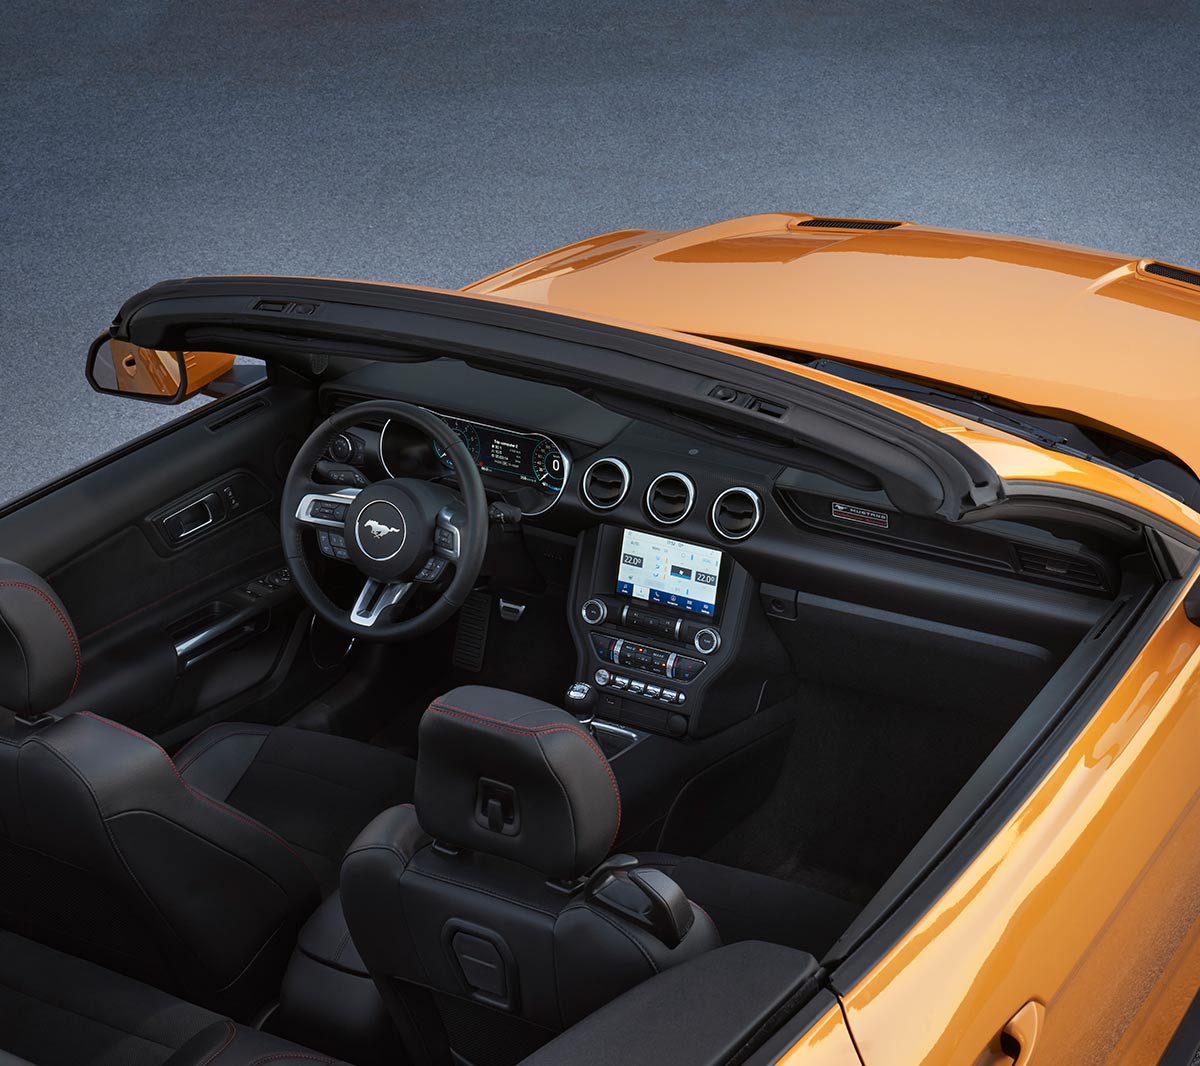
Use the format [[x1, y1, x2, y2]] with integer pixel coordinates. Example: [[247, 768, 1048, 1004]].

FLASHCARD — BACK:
[[0, 928, 354, 1066], [341, 687, 720, 1066], [0, 559, 416, 1015]]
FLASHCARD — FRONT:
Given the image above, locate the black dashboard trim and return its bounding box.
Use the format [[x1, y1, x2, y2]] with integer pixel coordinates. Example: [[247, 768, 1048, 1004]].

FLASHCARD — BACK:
[[107, 276, 1005, 523]]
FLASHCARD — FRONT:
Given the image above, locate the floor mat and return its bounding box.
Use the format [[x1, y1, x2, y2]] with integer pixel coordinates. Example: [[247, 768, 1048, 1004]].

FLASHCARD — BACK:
[[704, 680, 1017, 904], [372, 589, 576, 752]]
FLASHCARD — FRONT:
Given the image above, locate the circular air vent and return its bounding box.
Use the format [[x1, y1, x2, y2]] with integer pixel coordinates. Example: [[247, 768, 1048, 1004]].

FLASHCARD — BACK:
[[581, 457, 631, 510], [711, 487, 762, 540], [645, 472, 695, 525]]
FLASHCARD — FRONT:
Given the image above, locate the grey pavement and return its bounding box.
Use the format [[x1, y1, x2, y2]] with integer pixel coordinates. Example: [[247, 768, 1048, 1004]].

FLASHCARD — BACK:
[[3, 1, 1198, 503]]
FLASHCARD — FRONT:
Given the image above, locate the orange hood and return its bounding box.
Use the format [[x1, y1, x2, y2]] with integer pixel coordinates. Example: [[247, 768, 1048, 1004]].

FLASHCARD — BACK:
[[466, 213, 1200, 474]]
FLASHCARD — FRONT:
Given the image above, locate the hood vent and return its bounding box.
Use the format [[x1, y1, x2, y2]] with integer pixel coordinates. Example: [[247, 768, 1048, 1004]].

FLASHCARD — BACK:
[[646, 472, 695, 525], [1144, 261, 1200, 288], [1013, 544, 1106, 591], [792, 216, 903, 231], [711, 487, 762, 540], [581, 457, 630, 510]]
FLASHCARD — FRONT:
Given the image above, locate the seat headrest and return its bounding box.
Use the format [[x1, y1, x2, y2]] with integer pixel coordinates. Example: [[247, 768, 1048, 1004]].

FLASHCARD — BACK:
[[414, 686, 620, 880], [0, 559, 80, 718]]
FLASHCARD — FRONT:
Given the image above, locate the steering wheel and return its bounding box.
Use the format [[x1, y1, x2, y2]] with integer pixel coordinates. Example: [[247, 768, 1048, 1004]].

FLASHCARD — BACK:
[[281, 401, 488, 641]]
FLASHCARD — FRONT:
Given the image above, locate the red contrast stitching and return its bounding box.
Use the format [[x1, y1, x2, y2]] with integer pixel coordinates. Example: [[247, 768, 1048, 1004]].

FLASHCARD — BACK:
[[0, 581, 82, 696], [195, 1020, 237, 1066], [77, 712, 317, 880], [427, 701, 622, 848]]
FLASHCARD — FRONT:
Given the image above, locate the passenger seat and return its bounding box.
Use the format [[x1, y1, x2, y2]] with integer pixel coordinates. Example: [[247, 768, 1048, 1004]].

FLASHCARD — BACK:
[[0, 930, 352, 1066]]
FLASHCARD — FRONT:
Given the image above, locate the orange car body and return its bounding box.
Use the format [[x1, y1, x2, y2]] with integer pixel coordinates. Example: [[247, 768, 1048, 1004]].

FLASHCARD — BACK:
[[464, 215, 1200, 1064]]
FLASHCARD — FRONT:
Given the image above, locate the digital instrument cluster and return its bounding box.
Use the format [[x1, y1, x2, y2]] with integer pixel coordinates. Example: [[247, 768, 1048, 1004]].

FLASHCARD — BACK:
[[429, 414, 568, 491]]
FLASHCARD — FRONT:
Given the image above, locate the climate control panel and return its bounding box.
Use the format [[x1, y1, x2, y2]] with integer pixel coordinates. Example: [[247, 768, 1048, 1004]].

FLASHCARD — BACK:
[[589, 633, 707, 683]]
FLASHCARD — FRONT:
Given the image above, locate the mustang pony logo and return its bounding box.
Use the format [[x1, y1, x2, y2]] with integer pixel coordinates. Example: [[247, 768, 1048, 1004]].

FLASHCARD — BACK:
[[362, 518, 403, 539]]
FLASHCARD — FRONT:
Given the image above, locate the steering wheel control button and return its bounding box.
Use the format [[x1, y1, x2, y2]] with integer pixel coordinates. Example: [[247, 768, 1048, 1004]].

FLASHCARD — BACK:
[[693, 627, 721, 655], [581, 598, 607, 625], [414, 556, 449, 583]]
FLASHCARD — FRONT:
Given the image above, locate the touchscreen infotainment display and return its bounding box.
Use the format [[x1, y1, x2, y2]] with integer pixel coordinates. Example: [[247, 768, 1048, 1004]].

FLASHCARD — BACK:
[[615, 528, 723, 617]]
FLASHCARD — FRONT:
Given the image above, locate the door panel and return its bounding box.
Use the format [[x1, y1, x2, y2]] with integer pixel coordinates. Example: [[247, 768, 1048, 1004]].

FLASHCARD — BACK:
[[0, 381, 342, 740]]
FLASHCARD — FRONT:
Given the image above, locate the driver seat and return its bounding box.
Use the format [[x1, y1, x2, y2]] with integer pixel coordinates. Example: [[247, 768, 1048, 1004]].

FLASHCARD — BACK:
[[0, 559, 416, 1017]]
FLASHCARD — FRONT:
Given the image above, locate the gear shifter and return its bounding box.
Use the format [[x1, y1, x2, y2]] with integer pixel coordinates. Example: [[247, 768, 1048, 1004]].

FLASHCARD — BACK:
[[564, 682, 597, 726]]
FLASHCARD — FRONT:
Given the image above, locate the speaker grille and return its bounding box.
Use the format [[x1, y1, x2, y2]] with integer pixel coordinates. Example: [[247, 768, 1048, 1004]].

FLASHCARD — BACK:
[[581, 457, 630, 510], [1013, 544, 1105, 591], [645, 472, 695, 525]]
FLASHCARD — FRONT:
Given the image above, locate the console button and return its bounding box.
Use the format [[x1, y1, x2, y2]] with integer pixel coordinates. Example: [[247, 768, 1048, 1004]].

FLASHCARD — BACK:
[[645, 684, 662, 698], [628, 680, 646, 695], [671, 656, 705, 682], [595, 669, 611, 687], [660, 689, 678, 703], [612, 675, 630, 690]]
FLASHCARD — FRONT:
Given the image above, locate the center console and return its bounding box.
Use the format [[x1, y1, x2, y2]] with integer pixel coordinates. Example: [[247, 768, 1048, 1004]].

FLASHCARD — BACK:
[[568, 524, 769, 739]]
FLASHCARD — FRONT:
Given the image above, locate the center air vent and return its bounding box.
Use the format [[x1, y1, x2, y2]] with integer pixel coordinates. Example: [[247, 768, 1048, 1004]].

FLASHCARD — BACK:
[[581, 457, 630, 510], [1013, 544, 1106, 591], [645, 472, 695, 525], [711, 487, 763, 540]]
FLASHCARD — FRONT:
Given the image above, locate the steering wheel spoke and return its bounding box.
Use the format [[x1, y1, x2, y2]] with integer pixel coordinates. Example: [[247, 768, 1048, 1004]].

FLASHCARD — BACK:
[[434, 501, 467, 561], [295, 485, 361, 528], [350, 579, 414, 628]]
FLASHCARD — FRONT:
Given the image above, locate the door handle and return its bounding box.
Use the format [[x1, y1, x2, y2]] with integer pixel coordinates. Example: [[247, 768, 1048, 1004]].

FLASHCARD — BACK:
[[999, 1001, 1044, 1066]]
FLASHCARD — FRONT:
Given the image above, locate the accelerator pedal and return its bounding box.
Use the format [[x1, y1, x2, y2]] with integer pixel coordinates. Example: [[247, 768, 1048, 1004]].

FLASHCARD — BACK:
[[452, 591, 492, 672]]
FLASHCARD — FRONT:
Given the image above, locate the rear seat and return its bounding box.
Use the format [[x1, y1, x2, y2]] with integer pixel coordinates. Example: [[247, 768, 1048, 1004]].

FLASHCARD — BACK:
[[0, 930, 351, 1066]]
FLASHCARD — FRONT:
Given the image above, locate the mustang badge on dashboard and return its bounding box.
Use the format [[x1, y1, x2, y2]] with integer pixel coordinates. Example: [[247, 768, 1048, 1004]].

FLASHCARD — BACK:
[[363, 519, 403, 539]]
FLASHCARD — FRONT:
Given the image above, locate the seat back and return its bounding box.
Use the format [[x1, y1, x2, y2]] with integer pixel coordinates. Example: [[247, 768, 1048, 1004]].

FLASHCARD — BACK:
[[0, 560, 318, 1016], [340, 688, 719, 1066]]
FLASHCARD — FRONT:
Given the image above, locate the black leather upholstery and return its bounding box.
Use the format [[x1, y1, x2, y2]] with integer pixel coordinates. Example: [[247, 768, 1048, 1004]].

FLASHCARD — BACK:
[[0, 710, 320, 1015], [0, 927, 354, 1066], [0, 560, 80, 718], [164, 1022, 353, 1066], [176, 722, 417, 894], [342, 689, 720, 1064], [415, 686, 620, 880], [0, 561, 417, 1015]]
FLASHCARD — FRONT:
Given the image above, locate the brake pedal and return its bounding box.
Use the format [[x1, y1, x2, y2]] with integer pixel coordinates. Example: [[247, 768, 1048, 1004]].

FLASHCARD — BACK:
[[452, 591, 491, 672]]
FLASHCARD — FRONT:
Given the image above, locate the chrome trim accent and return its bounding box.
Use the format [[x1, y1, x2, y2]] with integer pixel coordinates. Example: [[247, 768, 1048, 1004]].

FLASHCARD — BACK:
[[694, 627, 721, 654], [581, 456, 631, 511], [645, 471, 695, 526], [673, 617, 683, 640], [295, 488, 361, 529], [591, 719, 639, 742], [666, 651, 678, 677], [711, 486, 763, 541], [165, 496, 215, 539], [350, 579, 413, 627], [435, 503, 464, 561], [612, 638, 625, 663], [581, 598, 607, 625], [381, 411, 571, 518], [175, 615, 242, 660]]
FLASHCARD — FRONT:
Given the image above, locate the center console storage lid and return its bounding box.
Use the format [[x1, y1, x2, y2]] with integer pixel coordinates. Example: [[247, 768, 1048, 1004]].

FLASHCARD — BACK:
[[296, 891, 368, 976], [517, 941, 821, 1066]]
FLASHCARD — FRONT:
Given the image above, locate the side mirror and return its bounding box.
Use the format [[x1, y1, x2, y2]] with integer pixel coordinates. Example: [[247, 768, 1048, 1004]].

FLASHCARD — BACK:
[[86, 335, 236, 404]]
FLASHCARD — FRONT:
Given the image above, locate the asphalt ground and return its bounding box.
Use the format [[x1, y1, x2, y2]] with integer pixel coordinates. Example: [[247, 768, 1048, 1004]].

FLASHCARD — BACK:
[[3, 1, 1198, 503]]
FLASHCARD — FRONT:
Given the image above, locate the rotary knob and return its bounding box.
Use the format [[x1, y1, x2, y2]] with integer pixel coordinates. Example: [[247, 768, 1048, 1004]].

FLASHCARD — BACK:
[[694, 627, 721, 655], [581, 598, 608, 625], [328, 433, 354, 463]]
